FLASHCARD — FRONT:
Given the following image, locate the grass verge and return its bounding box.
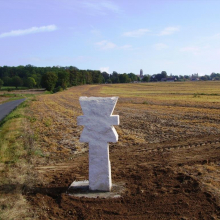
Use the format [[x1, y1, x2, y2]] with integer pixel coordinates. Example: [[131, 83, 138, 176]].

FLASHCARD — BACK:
[[0, 86, 28, 91], [0, 99, 45, 219]]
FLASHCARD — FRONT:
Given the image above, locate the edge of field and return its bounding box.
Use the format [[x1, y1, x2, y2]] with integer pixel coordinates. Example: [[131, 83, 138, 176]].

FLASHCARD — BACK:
[[0, 96, 47, 219]]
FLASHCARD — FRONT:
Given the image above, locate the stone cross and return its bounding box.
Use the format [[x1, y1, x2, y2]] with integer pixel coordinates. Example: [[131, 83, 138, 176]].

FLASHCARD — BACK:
[[77, 97, 119, 192]]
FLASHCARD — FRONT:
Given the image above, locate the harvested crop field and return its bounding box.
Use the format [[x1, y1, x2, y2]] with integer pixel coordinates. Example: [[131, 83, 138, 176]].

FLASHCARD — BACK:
[[24, 82, 220, 219]]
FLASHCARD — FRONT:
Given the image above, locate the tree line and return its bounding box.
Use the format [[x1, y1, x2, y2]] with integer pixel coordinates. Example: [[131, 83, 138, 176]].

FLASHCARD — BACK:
[[0, 65, 219, 91], [0, 65, 140, 91], [149, 71, 220, 82]]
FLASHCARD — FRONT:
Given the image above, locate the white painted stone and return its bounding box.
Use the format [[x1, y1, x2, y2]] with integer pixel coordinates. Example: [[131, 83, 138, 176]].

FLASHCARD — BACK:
[[77, 97, 119, 191]]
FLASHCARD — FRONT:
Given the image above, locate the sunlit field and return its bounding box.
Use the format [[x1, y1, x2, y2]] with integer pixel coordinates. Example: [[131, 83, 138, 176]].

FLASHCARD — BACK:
[[1, 81, 220, 219], [101, 81, 220, 104]]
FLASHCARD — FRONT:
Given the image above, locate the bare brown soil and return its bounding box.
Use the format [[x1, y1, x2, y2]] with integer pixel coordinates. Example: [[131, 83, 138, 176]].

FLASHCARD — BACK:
[[25, 83, 220, 219]]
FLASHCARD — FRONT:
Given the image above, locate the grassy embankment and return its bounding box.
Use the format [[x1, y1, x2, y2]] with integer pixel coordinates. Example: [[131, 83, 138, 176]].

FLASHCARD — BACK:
[[0, 94, 45, 219]]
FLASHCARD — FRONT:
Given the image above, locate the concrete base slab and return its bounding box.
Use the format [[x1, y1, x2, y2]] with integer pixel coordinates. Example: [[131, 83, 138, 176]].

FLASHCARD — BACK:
[[67, 180, 124, 198]]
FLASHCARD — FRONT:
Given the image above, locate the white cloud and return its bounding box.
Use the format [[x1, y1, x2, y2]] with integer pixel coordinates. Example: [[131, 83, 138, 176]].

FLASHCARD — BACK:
[[123, 29, 150, 37], [180, 46, 200, 54], [100, 67, 110, 73], [91, 29, 101, 36], [82, 0, 119, 13], [95, 40, 116, 50], [209, 33, 220, 40], [159, 26, 180, 36], [0, 25, 57, 38], [120, 45, 133, 50], [101, 1, 119, 12], [153, 43, 168, 50], [95, 41, 133, 50]]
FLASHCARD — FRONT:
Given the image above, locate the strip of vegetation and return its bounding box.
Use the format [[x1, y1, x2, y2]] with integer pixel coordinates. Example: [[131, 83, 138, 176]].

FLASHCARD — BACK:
[[0, 65, 220, 94], [1, 86, 28, 91], [0, 99, 45, 219], [193, 93, 220, 97]]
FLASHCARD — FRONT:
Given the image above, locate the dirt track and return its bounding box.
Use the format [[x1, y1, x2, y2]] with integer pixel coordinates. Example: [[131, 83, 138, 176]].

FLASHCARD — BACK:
[[26, 83, 220, 219]]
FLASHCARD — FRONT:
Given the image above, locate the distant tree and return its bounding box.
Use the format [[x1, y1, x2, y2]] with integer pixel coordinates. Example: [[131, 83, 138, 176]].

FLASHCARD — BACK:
[[0, 79, 4, 89], [119, 73, 129, 83], [69, 66, 78, 70], [184, 75, 190, 80], [2, 76, 12, 86], [172, 75, 179, 81], [127, 73, 138, 82], [26, 77, 36, 88], [92, 71, 103, 84], [210, 72, 220, 80], [150, 74, 157, 82], [161, 71, 167, 78], [102, 72, 110, 83], [41, 72, 58, 91], [31, 73, 42, 88], [84, 70, 93, 84], [57, 71, 69, 89], [142, 75, 150, 82], [12, 76, 23, 89], [69, 69, 79, 86], [106, 79, 112, 83], [111, 71, 120, 83]]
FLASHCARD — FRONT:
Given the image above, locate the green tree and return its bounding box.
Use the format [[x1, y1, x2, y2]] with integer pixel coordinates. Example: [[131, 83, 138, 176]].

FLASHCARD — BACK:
[[2, 76, 12, 86], [161, 71, 167, 78], [12, 76, 23, 89], [32, 73, 42, 88], [26, 77, 36, 88], [142, 75, 150, 82], [0, 79, 4, 89], [69, 70, 78, 86], [127, 73, 138, 82], [57, 71, 69, 89], [92, 71, 103, 84], [111, 71, 119, 83], [41, 72, 58, 91], [102, 72, 110, 83], [119, 73, 129, 83], [106, 79, 112, 83]]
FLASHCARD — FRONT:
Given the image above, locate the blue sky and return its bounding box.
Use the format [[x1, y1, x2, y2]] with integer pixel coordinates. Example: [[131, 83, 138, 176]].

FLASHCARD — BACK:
[[0, 0, 220, 76]]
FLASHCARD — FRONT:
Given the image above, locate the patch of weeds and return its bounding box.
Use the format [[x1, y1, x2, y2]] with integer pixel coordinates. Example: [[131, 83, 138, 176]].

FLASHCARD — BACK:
[[44, 118, 52, 127], [31, 96, 37, 101], [44, 91, 53, 94], [193, 93, 219, 97], [0, 113, 23, 127], [53, 86, 63, 93], [7, 113, 23, 120], [20, 102, 29, 108], [142, 101, 148, 105], [193, 93, 200, 98], [34, 149, 45, 157], [27, 116, 37, 123]]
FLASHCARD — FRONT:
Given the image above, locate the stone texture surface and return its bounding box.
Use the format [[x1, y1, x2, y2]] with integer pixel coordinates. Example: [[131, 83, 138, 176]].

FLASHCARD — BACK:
[[77, 97, 119, 191]]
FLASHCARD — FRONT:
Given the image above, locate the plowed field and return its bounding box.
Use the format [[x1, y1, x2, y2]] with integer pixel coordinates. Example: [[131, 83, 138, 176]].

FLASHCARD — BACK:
[[26, 82, 220, 219]]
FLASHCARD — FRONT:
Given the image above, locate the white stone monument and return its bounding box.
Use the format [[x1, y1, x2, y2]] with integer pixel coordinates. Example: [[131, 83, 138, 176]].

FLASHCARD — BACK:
[[77, 97, 119, 192]]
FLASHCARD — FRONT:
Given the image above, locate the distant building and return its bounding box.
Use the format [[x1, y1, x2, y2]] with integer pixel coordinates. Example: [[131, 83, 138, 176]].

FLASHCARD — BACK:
[[140, 69, 143, 77], [191, 73, 199, 81], [137, 69, 144, 80]]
